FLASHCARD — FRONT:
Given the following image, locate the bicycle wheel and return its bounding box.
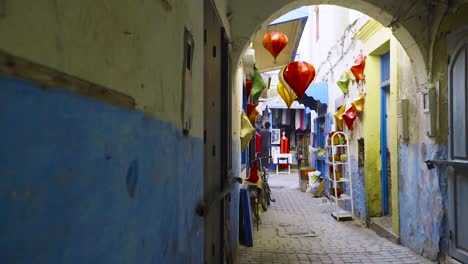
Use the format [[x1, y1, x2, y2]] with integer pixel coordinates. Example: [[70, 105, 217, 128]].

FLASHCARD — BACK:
[[261, 183, 270, 211]]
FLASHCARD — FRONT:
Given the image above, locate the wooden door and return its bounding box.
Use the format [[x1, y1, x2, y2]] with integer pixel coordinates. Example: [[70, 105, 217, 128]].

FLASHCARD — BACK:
[[447, 27, 468, 263], [204, 0, 231, 263]]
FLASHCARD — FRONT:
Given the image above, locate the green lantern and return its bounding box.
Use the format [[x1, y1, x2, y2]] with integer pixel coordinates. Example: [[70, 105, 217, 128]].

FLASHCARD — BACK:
[[337, 71, 350, 95]]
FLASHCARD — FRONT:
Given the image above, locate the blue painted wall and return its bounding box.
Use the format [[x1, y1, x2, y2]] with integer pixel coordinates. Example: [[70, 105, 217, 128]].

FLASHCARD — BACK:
[[398, 143, 448, 261], [0, 76, 204, 263], [349, 155, 367, 222]]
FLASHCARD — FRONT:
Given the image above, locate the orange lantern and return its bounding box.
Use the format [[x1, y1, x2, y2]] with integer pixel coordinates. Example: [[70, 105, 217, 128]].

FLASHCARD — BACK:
[[283, 61, 316, 99], [263, 32, 288, 62], [350, 53, 366, 83]]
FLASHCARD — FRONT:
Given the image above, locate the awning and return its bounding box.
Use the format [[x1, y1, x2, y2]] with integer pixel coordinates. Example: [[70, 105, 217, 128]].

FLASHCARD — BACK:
[[252, 16, 308, 72]]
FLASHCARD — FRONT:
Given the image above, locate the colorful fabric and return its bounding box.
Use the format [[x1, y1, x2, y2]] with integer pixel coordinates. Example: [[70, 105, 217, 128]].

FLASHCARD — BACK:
[[255, 133, 262, 153], [246, 161, 260, 183]]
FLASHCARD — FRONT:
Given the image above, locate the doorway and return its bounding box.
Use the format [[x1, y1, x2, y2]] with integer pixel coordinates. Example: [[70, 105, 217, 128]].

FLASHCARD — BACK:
[[380, 51, 391, 216], [203, 0, 231, 263], [447, 27, 468, 263]]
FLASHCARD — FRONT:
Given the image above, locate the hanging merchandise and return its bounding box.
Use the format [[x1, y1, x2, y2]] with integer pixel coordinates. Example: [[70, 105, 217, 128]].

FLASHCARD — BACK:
[[337, 71, 350, 95], [242, 47, 256, 78], [245, 79, 252, 98], [263, 32, 288, 62], [351, 93, 365, 113], [281, 109, 290, 125], [334, 104, 346, 131], [245, 161, 260, 183], [247, 103, 259, 124], [241, 111, 256, 151], [295, 109, 301, 130], [277, 66, 297, 108], [250, 67, 266, 103], [283, 61, 316, 99], [343, 105, 357, 130], [350, 53, 366, 83]]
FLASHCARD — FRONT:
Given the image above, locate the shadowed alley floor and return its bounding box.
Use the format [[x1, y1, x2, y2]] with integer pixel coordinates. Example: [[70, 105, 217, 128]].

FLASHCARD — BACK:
[[238, 172, 432, 264]]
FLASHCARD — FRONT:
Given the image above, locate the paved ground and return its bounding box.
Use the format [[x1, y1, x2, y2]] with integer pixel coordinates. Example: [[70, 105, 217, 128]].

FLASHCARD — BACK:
[[238, 172, 433, 264]]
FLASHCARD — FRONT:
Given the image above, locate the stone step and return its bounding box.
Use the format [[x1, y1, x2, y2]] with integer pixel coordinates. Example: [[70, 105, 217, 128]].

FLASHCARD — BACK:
[[369, 216, 400, 244]]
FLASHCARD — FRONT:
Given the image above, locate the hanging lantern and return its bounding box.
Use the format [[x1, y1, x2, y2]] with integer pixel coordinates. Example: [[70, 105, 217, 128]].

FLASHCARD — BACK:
[[334, 104, 346, 131], [351, 93, 365, 113], [245, 79, 252, 98], [242, 47, 256, 78], [277, 66, 297, 108], [343, 105, 357, 130], [283, 61, 316, 99], [250, 67, 266, 103], [337, 71, 350, 95], [240, 111, 255, 151], [350, 53, 366, 83], [263, 32, 288, 62], [247, 103, 259, 124]]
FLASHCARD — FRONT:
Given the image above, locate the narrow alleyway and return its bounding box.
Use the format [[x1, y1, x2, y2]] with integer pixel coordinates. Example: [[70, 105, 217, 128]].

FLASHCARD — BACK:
[[238, 172, 432, 264]]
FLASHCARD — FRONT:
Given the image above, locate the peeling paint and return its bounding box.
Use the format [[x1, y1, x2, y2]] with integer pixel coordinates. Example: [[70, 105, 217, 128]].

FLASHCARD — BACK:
[[399, 143, 448, 261], [0, 76, 204, 263]]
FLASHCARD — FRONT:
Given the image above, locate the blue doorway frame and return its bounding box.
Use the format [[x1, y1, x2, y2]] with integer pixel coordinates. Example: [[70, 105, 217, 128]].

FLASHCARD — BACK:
[[380, 52, 390, 216]]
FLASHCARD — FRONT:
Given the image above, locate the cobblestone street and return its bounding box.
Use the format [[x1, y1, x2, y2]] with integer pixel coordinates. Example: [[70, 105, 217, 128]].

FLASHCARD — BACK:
[[238, 173, 433, 264]]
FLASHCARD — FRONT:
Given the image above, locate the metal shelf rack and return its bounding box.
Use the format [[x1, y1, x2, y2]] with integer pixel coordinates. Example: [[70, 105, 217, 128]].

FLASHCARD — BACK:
[[326, 131, 354, 221]]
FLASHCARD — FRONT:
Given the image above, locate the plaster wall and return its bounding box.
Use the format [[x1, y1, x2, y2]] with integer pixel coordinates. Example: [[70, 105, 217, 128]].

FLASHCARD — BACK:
[[0, 76, 204, 263], [359, 26, 401, 229], [396, 4, 468, 261], [0, 0, 232, 262], [0, 0, 205, 138]]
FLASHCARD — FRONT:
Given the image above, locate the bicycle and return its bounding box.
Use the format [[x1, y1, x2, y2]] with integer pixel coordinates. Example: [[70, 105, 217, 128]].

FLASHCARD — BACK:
[[247, 156, 276, 229]]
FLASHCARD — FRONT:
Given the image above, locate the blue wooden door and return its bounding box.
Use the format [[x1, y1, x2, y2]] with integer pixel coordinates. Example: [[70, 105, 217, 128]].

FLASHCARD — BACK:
[[380, 52, 390, 216]]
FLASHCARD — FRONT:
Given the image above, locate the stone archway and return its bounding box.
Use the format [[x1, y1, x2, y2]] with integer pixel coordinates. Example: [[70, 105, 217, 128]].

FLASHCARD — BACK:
[[230, 0, 439, 87]]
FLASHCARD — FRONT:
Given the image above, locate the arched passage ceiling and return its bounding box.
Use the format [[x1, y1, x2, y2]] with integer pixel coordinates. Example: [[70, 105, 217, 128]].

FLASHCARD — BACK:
[[229, 0, 448, 87]]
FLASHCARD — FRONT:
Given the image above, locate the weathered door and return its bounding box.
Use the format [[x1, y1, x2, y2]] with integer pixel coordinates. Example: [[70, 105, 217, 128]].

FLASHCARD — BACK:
[[204, 0, 231, 263], [447, 27, 468, 263], [380, 52, 391, 216]]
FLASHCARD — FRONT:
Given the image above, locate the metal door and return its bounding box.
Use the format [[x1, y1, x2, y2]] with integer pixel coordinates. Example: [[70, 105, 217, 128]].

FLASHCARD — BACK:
[[447, 27, 468, 263]]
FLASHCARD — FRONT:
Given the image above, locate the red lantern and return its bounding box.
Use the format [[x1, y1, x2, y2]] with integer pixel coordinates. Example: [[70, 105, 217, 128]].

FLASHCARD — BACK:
[[263, 32, 288, 61], [283, 61, 316, 99], [350, 53, 366, 82], [343, 105, 357, 130], [245, 79, 252, 98]]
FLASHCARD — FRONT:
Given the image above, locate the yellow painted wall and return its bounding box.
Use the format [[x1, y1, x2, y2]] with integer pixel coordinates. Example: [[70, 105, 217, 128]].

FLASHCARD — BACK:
[[359, 22, 400, 233], [362, 53, 382, 218]]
